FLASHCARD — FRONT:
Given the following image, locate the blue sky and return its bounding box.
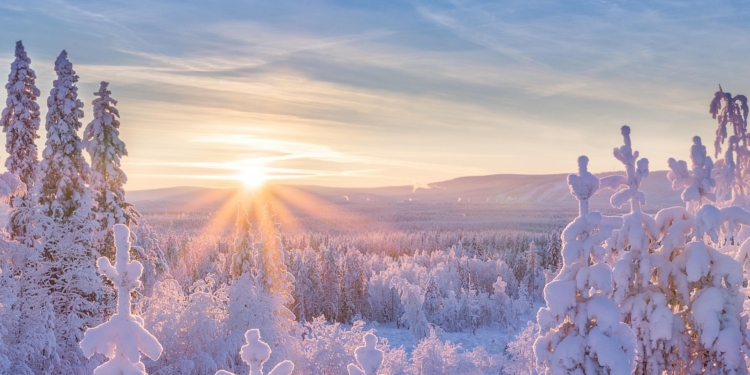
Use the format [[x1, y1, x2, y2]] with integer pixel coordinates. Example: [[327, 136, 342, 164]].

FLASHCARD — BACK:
[[1, 0, 749, 189]]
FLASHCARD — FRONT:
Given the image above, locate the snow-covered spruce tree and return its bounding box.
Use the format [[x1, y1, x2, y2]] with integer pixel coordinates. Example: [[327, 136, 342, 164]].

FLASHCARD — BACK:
[[2, 40, 41, 243], [37, 50, 103, 374], [535, 154, 636, 375], [83, 81, 139, 260], [346, 333, 384, 375], [39, 50, 90, 220], [80, 224, 163, 374], [215, 329, 293, 375]]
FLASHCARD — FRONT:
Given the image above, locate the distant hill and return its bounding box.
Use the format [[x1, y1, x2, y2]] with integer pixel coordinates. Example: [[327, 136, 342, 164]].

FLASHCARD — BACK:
[[127, 170, 681, 214]]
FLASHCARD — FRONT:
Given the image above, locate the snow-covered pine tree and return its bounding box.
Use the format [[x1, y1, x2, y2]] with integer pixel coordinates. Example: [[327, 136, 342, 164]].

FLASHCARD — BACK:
[[2, 40, 41, 243], [535, 154, 636, 375], [37, 50, 103, 374], [83, 81, 139, 260], [604, 126, 687, 374], [79, 224, 163, 374]]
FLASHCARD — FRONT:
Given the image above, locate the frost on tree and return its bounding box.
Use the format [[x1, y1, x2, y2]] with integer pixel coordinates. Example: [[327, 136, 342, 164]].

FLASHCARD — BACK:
[[347, 333, 384, 375], [214, 329, 293, 375], [2, 40, 41, 242], [535, 152, 636, 375], [83, 81, 139, 260], [80, 224, 163, 375]]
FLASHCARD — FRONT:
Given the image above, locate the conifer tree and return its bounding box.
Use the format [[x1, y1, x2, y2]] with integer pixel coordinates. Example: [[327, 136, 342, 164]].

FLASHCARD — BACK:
[[535, 154, 636, 375], [37, 50, 103, 374], [2, 40, 40, 195], [2, 40, 41, 242], [83, 81, 139, 260], [39, 50, 90, 221]]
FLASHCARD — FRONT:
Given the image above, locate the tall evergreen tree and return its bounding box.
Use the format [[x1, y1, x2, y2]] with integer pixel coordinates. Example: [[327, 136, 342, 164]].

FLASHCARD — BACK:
[[37, 50, 103, 374], [2, 40, 41, 242], [83, 81, 139, 260], [2, 40, 40, 194], [39, 50, 90, 221]]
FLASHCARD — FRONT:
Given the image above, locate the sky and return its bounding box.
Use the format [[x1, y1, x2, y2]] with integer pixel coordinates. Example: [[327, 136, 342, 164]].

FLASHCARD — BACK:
[[1, 0, 750, 190]]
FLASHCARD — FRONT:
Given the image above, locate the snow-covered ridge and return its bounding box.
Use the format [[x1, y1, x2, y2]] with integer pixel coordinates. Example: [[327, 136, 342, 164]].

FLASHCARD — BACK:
[[126, 170, 679, 212]]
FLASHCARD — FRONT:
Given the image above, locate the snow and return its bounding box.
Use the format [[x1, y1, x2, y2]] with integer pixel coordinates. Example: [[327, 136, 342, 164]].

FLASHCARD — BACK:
[[567, 155, 599, 214], [79, 224, 163, 374], [691, 287, 724, 348], [348, 333, 384, 375], [217, 328, 294, 375]]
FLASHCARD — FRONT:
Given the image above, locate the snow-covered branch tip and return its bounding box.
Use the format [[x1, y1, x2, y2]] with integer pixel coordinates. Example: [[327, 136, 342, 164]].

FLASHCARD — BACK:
[[567, 155, 599, 215], [347, 333, 384, 375], [667, 136, 716, 210], [600, 125, 649, 213], [79, 224, 163, 375], [215, 329, 293, 375]]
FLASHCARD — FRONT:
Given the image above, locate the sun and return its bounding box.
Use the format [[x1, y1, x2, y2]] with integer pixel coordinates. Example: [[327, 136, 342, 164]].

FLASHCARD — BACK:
[[240, 166, 267, 188]]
